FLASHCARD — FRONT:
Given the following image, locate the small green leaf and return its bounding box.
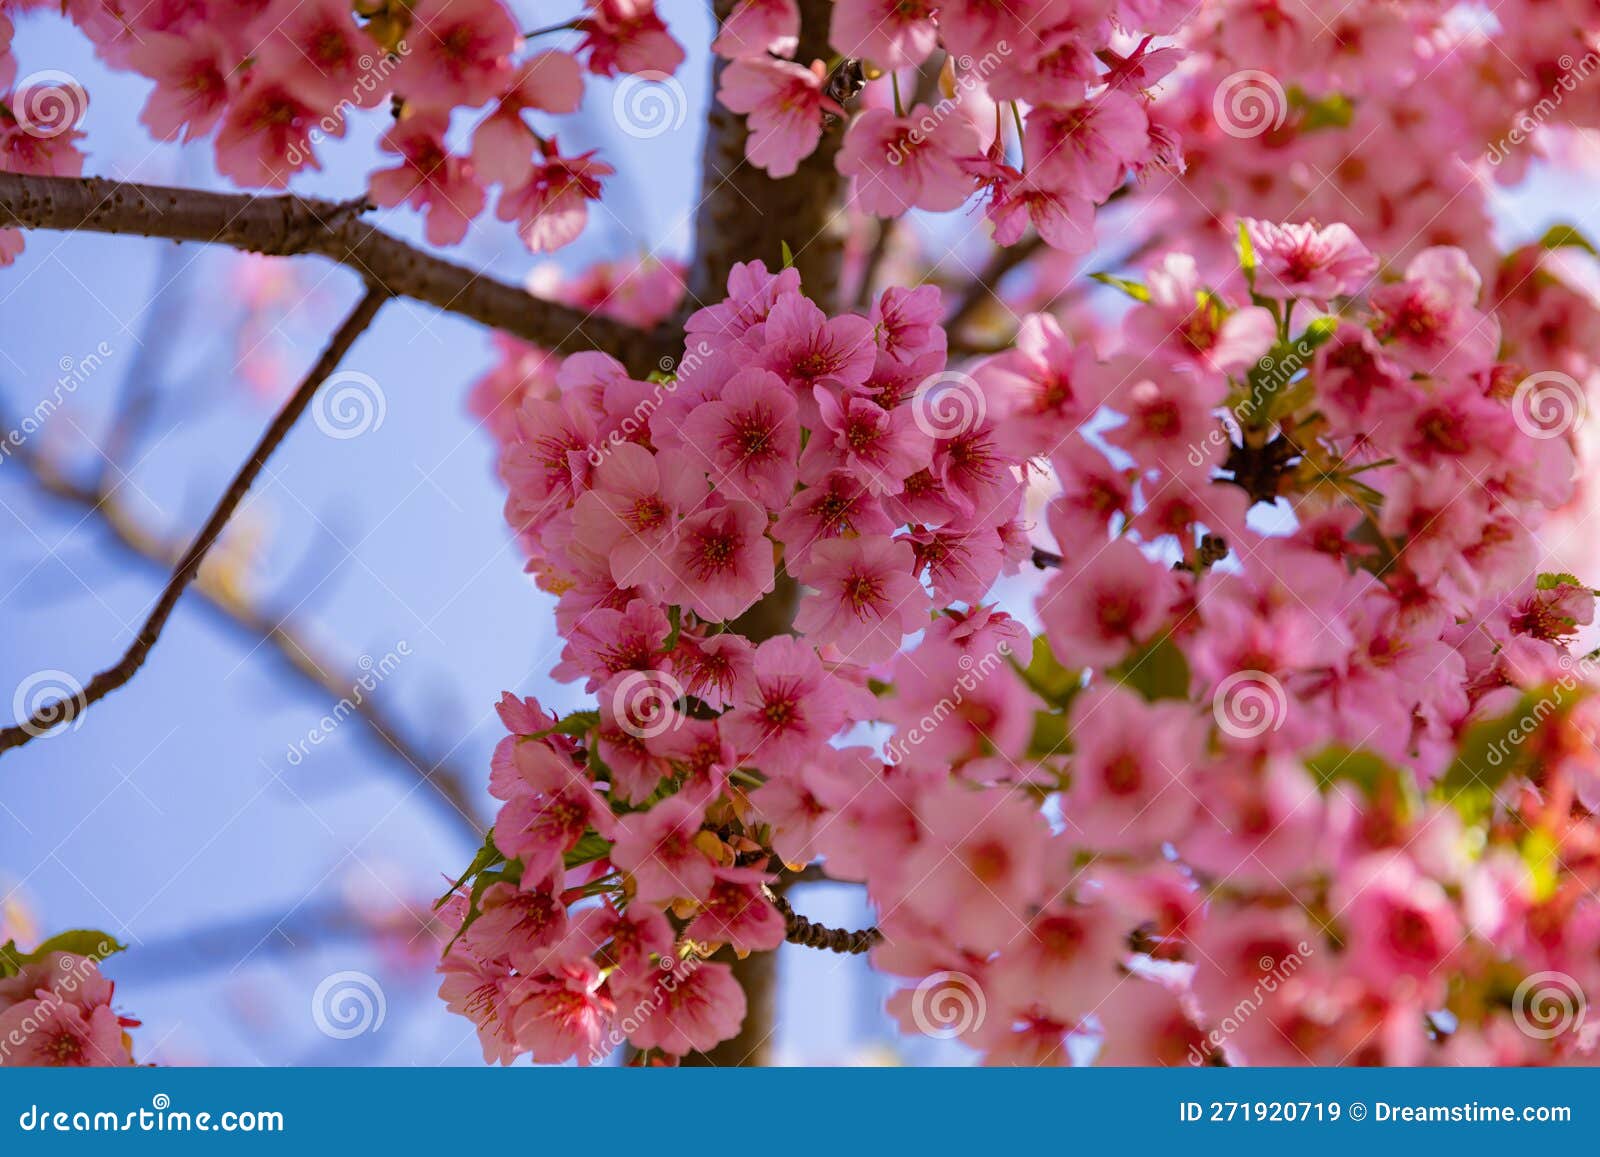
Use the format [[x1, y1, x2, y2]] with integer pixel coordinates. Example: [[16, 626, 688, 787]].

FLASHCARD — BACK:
[[1438, 689, 1560, 809], [1537, 571, 1584, 591], [1114, 635, 1191, 702], [564, 830, 614, 869], [1089, 271, 1151, 302], [779, 240, 795, 269], [1305, 746, 1396, 795], [436, 830, 505, 909], [1013, 636, 1080, 707], [1539, 223, 1599, 256], [663, 605, 682, 652], [0, 930, 127, 976], [535, 710, 600, 739], [1026, 709, 1069, 759], [1237, 219, 1257, 286], [1296, 91, 1354, 132]]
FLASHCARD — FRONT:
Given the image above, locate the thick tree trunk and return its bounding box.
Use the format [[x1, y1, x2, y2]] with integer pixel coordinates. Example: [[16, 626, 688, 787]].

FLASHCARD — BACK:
[[686, 0, 848, 311]]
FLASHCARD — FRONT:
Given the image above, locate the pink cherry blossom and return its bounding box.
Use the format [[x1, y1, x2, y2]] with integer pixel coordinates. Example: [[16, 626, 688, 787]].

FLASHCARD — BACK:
[[838, 105, 981, 216], [368, 113, 486, 246], [794, 534, 930, 663], [717, 58, 837, 179], [712, 0, 799, 60]]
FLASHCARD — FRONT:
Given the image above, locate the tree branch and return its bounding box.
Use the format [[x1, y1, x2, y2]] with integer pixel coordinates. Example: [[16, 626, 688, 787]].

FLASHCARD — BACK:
[[0, 173, 673, 375], [772, 891, 883, 955], [2, 430, 486, 835], [0, 285, 389, 756], [687, 0, 850, 310]]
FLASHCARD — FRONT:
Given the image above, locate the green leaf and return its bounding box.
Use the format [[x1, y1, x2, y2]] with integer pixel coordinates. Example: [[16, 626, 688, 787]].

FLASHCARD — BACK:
[[0, 930, 127, 977], [1113, 635, 1191, 702], [779, 240, 795, 269], [435, 830, 504, 909], [663, 605, 682, 652], [1539, 223, 1599, 257], [1089, 271, 1151, 302], [1296, 91, 1354, 132], [1237, 219, 1257, 287], [1438, 689, 1561, 814], [1521, 829, 1561, 902], [564, 830, 614, 870], [535, 710, 600, 739], [1305, 746, 1398, 795], [1013, 636, 1080, 707], [1026, 709, 1069, 760], [1537, 571, 1584, 591]]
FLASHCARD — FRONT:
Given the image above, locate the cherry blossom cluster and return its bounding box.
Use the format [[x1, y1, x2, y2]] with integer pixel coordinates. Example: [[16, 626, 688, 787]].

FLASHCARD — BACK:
[[720, 0, 1186, 253], [0, 0, 686, 258], [1, 0, 1191, 265], [0, 940, 138, 1067], [441, 259, 1043, 1062], [446, 208, 1600, 1064]]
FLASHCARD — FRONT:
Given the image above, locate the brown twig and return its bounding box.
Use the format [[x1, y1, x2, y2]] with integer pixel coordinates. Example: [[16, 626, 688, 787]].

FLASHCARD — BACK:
[[3, 436, 486, 835], [943, 234, 1046, 337], [0, 285, 389, 756], [0, 173, 673, 375], [771, 891, 883, 955]]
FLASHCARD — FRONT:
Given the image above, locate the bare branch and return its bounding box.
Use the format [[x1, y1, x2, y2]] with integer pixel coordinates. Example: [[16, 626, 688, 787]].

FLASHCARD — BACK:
[[0, 173, 673, 375], [772, 891, 882, 955], [0, 285, 389, 756], [943, 234, 1046, 338], [3, 434, 486, 835]]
